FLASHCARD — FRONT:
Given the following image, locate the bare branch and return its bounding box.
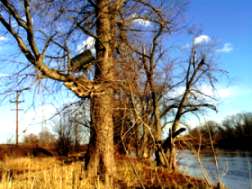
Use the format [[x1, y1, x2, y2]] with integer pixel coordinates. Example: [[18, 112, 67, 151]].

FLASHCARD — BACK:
[[24, 0, 39, 57]]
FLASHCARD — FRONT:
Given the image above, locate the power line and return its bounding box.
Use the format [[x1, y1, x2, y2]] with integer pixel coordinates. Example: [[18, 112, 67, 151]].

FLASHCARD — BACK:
[[10, 87, 29, 145]]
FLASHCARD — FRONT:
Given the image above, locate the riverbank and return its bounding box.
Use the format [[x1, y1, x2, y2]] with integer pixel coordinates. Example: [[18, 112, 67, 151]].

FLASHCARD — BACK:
[[0, 144, 220, 189], [0, 156, 219, 189]]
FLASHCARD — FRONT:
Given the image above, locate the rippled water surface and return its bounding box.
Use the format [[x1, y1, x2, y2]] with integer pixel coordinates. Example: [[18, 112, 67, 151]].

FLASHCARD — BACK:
[[178, 150, 252, 189]]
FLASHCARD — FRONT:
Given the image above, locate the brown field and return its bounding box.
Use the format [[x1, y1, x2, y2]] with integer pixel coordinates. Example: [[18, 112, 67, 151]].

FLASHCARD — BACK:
[[0, 144, 218, 189]]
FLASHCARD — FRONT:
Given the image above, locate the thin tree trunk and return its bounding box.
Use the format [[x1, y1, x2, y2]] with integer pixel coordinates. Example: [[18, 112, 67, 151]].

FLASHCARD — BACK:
[[142, 46, 165, 166], [153, 103, 167, 166], [142, 125, 150, 158], [169, 126, 177, 170], [168, 52, 205, 170]]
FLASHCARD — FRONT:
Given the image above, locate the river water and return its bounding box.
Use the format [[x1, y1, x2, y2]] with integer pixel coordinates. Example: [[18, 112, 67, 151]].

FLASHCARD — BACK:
[[178, 150, 252, 189]]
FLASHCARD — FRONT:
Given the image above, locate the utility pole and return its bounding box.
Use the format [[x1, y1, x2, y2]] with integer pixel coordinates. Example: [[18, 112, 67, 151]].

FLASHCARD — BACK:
[[10, 88, 29, 145]]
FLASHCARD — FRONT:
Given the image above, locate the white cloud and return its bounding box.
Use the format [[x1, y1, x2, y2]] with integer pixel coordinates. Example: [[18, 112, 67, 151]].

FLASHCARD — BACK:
[[0, 73, 9, 77], [131, 13, 151, 27], [167, 86, 184, 98], [199, 85, 237, 99], [186, 117, 204, 128], [201, 85, 252, 100], [0, 35, 7, 41], [216, 43, 233, 53], [199, 85, 214, 96], [167, 84, 238, 101], [193, 35, 211, 45], [133, 18, 151, 26], [77, 36, 96, 55], [21, 104, 57, 135], [217, 87, 235, 98], [182, 43, 191, 49]]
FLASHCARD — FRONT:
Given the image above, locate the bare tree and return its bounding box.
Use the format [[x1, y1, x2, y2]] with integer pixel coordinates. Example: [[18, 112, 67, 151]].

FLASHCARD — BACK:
[[162, 41, 219, 169], [38, 127, 56, 147], [122, 34, 220, 169], [23, 133, 39, 145], [0, 1, 118, 185], [54, 99, 90, 155], [0, 0, 221, 186]]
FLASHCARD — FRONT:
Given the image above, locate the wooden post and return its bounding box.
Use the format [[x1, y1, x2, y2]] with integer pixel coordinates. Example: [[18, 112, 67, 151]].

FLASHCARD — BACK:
[[10, 88, 29, 145], [15, 91, 19, 145]]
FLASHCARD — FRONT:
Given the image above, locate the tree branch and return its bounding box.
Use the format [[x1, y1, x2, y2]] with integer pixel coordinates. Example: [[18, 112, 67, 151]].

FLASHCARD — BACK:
[[24, 0, 39, 57]]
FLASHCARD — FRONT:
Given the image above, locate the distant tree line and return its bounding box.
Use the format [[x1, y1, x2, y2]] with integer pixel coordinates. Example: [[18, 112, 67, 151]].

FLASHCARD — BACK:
[[187, 112, 252, 150], [23, 100, 90, 155], [23, 127, 56, 147]]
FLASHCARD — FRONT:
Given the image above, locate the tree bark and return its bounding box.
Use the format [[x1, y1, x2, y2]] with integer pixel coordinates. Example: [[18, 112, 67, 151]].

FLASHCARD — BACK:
[[85, 0, 116, 187], [86, 94, 115, 186]]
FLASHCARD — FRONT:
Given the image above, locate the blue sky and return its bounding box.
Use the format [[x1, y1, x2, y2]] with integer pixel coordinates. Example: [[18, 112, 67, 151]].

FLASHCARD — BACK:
[[182, 0, 252, 125], [0, 1, 251, 143], [187, 0, 252, 82]]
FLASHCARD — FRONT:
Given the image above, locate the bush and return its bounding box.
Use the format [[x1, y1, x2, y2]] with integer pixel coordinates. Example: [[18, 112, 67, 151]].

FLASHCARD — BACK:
[[23, 128, 56, 147]]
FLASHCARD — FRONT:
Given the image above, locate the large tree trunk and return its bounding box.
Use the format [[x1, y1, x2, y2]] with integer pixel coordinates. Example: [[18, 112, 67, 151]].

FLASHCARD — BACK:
[[85, 0, 116, 187], [86, 94, 115, 186]]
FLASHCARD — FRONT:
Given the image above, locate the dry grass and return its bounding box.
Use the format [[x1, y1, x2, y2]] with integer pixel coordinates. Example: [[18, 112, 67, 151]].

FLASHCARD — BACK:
[[0, 155, 216, 189], [0, 157, 87, 189]]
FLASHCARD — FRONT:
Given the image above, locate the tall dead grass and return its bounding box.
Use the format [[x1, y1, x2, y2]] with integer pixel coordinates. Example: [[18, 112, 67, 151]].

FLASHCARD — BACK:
[[0, 157, 100, 189], [0, 155, 215, 189]]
